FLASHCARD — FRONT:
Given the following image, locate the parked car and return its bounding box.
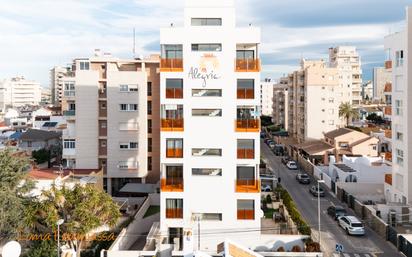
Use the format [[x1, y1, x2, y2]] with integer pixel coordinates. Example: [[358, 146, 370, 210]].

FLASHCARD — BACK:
[[260, 132, 266, 139], [261, 184, 272, 192], [286, 161, 298, 170], [296, 173, 311, 184], [327, 205, 347, 220], [309, 185, 325, 197], [337, 216, 365, 236], [268, 141, 275, 149], [281, 157, 290, 165], [264, 138, 272, 144]]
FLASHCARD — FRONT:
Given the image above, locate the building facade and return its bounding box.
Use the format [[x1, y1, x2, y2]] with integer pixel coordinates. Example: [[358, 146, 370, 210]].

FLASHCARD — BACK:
[[61, 53, 160, 196], [50, 66, 70, 106], [0, 77, 42, 112], [259, 79, 274, 116], [159, 0, 261, 251], [373, 67, 392, 103], [272, 77, 288, 130]]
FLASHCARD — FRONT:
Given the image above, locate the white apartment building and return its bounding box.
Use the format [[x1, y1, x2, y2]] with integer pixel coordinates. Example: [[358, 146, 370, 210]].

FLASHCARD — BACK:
[[329, 46, 363, 106], [260, 79, 274, 116], [383, 7, 411, 205], [159, 0, 261, 252], [0, 77, 42, 112], [272, 77, 288, 130], [61, 53, 160, 196], [373, 66, 392, 103], [50, 66, 69, 106]]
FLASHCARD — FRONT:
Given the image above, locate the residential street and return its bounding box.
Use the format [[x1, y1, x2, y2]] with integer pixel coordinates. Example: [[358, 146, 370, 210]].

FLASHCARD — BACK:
[[261, 141, 402, 257]]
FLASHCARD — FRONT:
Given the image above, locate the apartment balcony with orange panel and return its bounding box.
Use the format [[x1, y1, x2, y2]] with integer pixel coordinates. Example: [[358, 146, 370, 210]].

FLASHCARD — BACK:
[[237, 209, 255, 220], [166, 148, 183, 158], [166, 208, 183, 219], [235, 179, 260, 193], [384, 130, 392, 139], [166, 88, 183, 99], [385, 152, 392, 162], [385, 60, 392, 70], [237, 148, 254, 159], [235, 119, 260, 132], [237, 89, 254, 99], [384, 106, 392, 116], [160, 59, 183, 72], [235, 59, 261, 72], [384, 83, 392, 93], [385, 173, 392, 185], [161, 178, 184, 192], [161, 118, 184, 131]]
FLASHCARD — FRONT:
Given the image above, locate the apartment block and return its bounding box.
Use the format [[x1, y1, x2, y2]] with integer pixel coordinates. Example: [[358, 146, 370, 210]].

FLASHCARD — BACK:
[[383, 7, 412, 205], [50, 66, 70, 106], [61, 53, 160, 196], [159, 0, 261, 251], [0, 76, 42, 113], [329, 46, 363, 105], [259, 79, 274, 116], [373, 66, 392, 103], [272, 77, 288, 130], [287, 59, 342, 143]]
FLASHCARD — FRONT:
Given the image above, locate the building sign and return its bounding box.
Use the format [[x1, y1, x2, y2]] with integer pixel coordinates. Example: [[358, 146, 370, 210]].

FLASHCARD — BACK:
[[188, 54, 220, 87]]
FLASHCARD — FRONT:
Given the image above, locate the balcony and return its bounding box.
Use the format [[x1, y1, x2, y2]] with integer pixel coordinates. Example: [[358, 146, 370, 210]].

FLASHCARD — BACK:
[[235, 59, 261, 72], [63, 110, 75, 116], [384, 106, 392, 116], [166, 88, 183, 99], [166, 148, 183, 158], [385, 60, 392, 70], [237, 149, 254, 159], [161, 178, 184, 192], [237, 89, 254, 99], [385, 173, 392, 185], [99, 89, 107, 99], [384, 83, 392, 93], [385, 152, 392, 162], [237, 209, 254, 220], [165, 208, 183, 219], [160, 59, 183, 72], [64, 91, 75, 98], [384, 130, 392, 139], [235, 179, 260, 193], [161, 118, 184, 132], [235, 119, 260, 132]]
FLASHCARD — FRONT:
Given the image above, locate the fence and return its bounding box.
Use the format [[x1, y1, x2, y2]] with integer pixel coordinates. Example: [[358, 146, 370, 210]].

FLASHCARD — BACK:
[[398, 235, 412, 257]]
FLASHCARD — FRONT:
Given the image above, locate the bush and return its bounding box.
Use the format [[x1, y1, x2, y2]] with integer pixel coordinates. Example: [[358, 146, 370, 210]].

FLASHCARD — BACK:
[[305, 238, 321, 252], [266, 194, 272, 204], [291, 245, 301, 252], [32, 148, 50, 164], [276, 246, 285, 252]]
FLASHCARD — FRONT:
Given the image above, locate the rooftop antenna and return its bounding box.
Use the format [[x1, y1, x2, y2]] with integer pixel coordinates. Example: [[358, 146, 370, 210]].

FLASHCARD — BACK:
[[133, 27, 136, 57]]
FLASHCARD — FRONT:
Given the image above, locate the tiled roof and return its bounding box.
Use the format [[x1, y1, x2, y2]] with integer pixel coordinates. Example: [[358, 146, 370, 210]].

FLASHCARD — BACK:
[[324, 128, 353, 139], [20, 129, 61, 141]]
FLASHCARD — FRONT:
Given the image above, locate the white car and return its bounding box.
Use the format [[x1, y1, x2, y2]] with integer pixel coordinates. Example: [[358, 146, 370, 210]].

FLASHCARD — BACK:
[[286, 161, 298, 170], [337, 216, 365, 236], [261, 184, 272, 192]]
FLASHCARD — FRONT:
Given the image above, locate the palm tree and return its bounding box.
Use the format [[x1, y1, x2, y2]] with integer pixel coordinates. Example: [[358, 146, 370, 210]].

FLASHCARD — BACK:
[[339, 102, 359, 127]]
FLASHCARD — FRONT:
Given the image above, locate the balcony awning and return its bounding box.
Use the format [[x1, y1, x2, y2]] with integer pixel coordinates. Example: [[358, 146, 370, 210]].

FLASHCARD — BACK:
[[119, 183, 157, 193]]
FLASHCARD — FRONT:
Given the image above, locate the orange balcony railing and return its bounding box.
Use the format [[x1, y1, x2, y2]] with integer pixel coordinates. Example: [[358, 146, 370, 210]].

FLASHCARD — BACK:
[[385, 130, 392, 139], [237, 149, 254, 159], [160, 58, 183, 72], [385, 174, 392, 185], [384, 83, 392, 93], [235, 179, 260, 193], [237, 89, 254, 99], [166, 208, 183, 219], [237, 209, 255, 220], [235, 59, 261, 72], [385, 152, 392, 162], [166, 148, 183, 158], [161, 178, 184, 192], [166, 88, 183, 99], [161, 118, 184, 131], [235, 119, 260, 132], [385, 60, 392, 70], [384, 106, 392, 116]]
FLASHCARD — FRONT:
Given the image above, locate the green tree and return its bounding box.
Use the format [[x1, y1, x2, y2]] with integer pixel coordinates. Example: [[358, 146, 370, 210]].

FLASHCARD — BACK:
[[0, 149, 33, 242], [339, 102, 359, 127], [32, 148, 50, 164], [23, 240, 57, 257], [366, 113, 384, 124], [25, 184, 121, 257]]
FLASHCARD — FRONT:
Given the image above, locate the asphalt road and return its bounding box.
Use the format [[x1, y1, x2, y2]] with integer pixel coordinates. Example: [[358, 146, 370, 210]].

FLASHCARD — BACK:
[[261, 140, 402, 257]]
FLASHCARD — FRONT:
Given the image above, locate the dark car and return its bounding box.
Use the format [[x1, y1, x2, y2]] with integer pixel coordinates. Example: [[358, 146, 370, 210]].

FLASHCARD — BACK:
[[309, 185, 325, 197], [296, 173, 311, 184], [327, 205, 347, 220], [281, 157, 290, 165]]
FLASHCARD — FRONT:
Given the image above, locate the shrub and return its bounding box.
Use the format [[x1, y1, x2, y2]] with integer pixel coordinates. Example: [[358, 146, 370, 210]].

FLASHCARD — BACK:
[[305, 239, 321, 252], [276, 246, 285, 252], [266, 194, 272, 204], [291, 245, 301, 252]]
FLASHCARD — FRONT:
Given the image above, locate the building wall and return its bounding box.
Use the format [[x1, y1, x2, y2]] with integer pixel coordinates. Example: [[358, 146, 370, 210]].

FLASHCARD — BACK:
[[260, 81, 274, 116], [373, 67, 392, 102], [0, 77, 42, 112], [50, 66, 68, 105], [272, 78, 288, 130]]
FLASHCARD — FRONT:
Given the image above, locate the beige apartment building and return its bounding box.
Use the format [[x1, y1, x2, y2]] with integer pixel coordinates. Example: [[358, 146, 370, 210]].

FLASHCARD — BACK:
[[272, 77, 288, 130], [287, 59, 342, 143], [0, 76, 42, 113], [61, 52, 160, 196], [373, 66, 392, 103], [50, 66, 70, 106], [329, 46, 363, 105], [260, 79, 274, 116]]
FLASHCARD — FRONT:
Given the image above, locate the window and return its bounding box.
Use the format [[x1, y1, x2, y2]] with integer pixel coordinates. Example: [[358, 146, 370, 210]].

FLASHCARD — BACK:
[[64, 139, 75, 149], [101, 141, 106, 147], [192, 148, 222, 156], [147, 82, 152, 96], [118, 161, 138, 169], [236, 50, 254, 59], [396, 50, 404, 67], [165, 199, 183, 219], [166, 79, 183, 98], [148, 156, 152, 171], [101, 122, 107, 128], [339, 142, 349, 149], [237, 200, 254, 220], [148, 101, 152, 115], [166, 138, 183, 158], [191, 18, 222, 26], [119, 142, 138, 150], [192, 44, 222, 52], [192, 168, 222, 176], [193, 213, 222, 221], [396, 149, 404, 167], [119, 143, 129, 149], [162, 45, 183, 59], [192, 89, 222, 97], [328, 98, 334, 103], [64, 81, 75, 91], [148, 138, 152, 152], [395, 100, 403, 116], [120, 104, 138, 111], [396, 132, 403, 141], [192, 109, 222, 117], [79, 61, 89, 70], [148, 119, 152, 134], [119, 84, 138, 92], [100, 103, 106, 110], [237, 79, 254, 99], [237, 166, 255, 180]]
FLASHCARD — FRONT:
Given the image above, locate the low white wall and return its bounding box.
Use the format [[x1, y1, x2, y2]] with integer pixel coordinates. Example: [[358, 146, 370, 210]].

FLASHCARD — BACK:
[[337, 182, 385, 202], [104, 250, 157, 257]]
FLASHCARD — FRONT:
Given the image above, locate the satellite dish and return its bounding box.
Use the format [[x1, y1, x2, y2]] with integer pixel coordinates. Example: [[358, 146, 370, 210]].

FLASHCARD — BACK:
[[2, 241, 21, 257]]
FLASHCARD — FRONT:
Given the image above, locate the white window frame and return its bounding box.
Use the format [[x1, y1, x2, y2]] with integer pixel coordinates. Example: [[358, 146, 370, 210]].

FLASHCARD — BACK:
[[79, 61, 90, 70], [63, 139, 75, 149], [119, 104, 138, 112]]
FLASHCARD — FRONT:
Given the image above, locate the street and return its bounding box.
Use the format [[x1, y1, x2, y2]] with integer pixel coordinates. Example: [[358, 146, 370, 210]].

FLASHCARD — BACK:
[[261, 141, 402, 257]]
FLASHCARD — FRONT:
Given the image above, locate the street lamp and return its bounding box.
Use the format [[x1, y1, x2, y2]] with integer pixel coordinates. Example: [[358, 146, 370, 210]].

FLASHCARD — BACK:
[[317, 180, 325, 247], [56, 219, 64, 257]]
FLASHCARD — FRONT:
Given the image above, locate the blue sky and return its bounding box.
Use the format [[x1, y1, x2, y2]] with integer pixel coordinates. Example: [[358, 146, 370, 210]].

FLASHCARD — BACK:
[[0, 0, 410, 87]]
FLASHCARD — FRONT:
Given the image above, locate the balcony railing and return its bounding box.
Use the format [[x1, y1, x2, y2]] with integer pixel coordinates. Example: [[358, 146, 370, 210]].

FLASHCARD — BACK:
[[63, 110, 75, 116], [385, 152, 392, 162], [160, 58, 183, 72], [237, 149, 254, 159], [385, 60, 392, 70], [384, 106, 392, 116], [237, 89, 254, 99], [235, 119, 260, 132], [235, 59, 261, 72], [161, 118, 184, 131], [166, 88, 183, 99], [161, 178, 184, 192], [385, 173, 392, 185], [384, 83, 392, 93], [166, 148, 183, 158], [166, 208, 183, 219], [235, 179, 260, 193], [237, 209, 254, 220], [384, 130, 392, 139]]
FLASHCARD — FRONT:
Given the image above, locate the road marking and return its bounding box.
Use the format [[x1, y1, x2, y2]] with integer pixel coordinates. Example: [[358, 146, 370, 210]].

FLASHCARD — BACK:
[[363, 254, 371, 257], [343, 254, 351, 257], [354, 254, 361, 257]]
